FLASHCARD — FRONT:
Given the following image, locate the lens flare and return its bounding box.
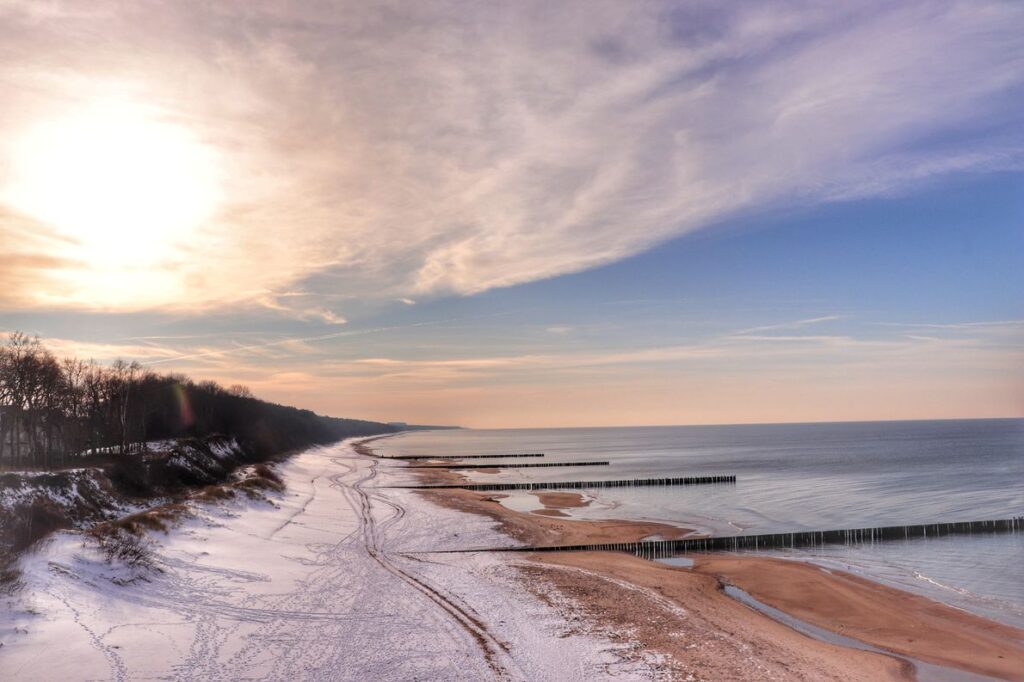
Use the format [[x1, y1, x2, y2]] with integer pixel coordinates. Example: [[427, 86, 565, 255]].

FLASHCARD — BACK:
[[173, 383, 195, 429]]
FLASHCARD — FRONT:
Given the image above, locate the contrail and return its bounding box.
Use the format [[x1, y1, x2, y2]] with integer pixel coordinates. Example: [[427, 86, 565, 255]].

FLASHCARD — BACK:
[[140, 310, 523, 366]]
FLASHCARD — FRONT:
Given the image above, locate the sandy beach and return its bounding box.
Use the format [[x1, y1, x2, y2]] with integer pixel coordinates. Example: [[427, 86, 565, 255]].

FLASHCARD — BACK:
[[4, 436, 1021, 682], [403, 453, 1024, 681]]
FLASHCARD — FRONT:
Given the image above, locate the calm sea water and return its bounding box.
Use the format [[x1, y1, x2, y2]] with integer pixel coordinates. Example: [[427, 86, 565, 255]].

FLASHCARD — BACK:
[[375, 420, 1024, 627]]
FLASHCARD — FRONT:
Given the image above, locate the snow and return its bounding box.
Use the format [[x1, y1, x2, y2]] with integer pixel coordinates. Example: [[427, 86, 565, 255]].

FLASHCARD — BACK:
[[206, 437, 241, 461], [0, 439, 664, 681], [0, 468, 135, 525]]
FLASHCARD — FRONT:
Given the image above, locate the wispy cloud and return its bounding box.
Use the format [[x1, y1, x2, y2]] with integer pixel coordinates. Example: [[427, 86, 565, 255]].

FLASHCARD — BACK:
[[14, 310, 1017, 425], [252, 292, 348, 326], [232, 317, 1023, 386], [734, 315, 841, 335], [213, 316, 1022, 426], [0, 1, 1022, 310], [874, 320, 1024, 331]]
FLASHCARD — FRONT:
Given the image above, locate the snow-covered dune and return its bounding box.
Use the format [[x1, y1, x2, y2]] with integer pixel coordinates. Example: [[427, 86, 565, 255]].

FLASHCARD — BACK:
[[0, 439, 659, 681]]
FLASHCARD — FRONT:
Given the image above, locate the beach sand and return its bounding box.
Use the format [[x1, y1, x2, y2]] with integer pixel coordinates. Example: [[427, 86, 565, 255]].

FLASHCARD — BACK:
[[693, 555, 1024, 680], [405, 461, 1024, 680], [418, 487, 692, 546], [526, 551, 910, 681]]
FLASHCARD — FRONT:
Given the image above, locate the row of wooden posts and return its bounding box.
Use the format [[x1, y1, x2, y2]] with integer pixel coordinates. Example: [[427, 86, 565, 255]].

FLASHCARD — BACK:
[[386, 453, 545, 460], [405, 460, 610, 469], [394, 474, 737, 492], [441, 518, 1024, 556], [386, 450, 1020, 557]]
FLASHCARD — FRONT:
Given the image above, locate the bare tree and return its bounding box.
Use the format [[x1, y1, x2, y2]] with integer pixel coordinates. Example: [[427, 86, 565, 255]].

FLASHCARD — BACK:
[[0, 331, 395, 471], [227, 384, 254, 399]]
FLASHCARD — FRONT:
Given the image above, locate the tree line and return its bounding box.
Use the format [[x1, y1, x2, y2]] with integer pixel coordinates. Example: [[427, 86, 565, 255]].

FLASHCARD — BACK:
[[0, 332, 396, 470]]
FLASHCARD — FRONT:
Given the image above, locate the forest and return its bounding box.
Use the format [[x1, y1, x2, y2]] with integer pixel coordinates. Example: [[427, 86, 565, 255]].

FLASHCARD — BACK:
[[0, 332, 397, 470]]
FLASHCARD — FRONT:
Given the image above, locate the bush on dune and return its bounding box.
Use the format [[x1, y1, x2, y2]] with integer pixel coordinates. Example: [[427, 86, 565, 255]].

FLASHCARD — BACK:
[[88, 525, 156, 570]]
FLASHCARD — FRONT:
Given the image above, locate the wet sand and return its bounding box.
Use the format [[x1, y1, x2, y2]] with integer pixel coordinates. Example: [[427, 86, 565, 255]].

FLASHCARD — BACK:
[[403, 460, 691, 545], [694, 555, 1024, 680], [527, 551, 911, 681], [375, 442, 1024, 680], [452, 487, 1024, 678], [535, 491, 590, 508], [527, 492, 590, 517], [419, 487, 692, 546], [415, 483, 912, 679]]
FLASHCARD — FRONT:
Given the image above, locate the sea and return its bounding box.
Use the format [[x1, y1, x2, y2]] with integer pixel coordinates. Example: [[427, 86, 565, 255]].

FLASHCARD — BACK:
[[374, 419, 1024, 628]]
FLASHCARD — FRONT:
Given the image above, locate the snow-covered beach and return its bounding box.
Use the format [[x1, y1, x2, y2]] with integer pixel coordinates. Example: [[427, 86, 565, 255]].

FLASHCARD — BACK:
[[0, 439, 672, 680], [3, 436, 1021, 681]]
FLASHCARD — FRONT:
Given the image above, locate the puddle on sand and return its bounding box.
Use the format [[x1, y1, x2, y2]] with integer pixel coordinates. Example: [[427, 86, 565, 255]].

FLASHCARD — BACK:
[[723, 584, 999, 682], [496, 492, 547, 514], [496, 491, 597, 516]]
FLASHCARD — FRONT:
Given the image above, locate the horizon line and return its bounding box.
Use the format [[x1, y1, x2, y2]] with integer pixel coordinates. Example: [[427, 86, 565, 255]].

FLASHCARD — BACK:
[[414, 415, 1024, 432]]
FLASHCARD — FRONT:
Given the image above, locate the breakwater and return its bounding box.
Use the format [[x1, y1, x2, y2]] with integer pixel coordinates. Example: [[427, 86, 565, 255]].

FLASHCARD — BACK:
[[392, 474, 736, 491], [387, 453, 546, 460], [405, 461, 610, 469], [453, 517, 1023, 557]]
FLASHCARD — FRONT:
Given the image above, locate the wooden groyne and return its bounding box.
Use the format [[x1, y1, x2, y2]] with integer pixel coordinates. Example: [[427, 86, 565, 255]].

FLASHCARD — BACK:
[[450, 517, 1023, 557], [392, 474, 736, 491], [405, 461, 610, 470], [387, 453, 545, 460]]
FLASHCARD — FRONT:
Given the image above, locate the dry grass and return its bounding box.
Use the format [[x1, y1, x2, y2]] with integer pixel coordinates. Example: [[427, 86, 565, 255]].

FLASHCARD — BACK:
[[237, 464, 285, 496], [86, 504, 189, 570], [192, 485, 237, 503], [102, 505, 189, 535], [191, 464, 285, 503], [253, 463, 283, 487]]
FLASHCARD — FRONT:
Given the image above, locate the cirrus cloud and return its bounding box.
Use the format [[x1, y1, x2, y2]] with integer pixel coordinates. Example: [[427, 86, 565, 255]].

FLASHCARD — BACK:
[[0, 0, 1022, 311]]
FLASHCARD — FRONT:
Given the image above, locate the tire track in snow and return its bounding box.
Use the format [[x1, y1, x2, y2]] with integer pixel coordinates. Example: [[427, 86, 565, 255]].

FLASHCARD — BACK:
[[347, 453, 519, 680], [179, 445, 498, 680], [14, 444, 517, 680]]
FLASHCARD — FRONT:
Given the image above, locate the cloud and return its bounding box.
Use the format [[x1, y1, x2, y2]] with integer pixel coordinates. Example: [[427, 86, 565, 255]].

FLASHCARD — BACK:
[[235, 316, 1024, 386], [10, 312, 1018, 425], [250, 291, 347, 325], [875, 320, 1024, 332], [188, 314, 1022, 426], [734, 315, 841, 335], [0, 1, 1022, 310]]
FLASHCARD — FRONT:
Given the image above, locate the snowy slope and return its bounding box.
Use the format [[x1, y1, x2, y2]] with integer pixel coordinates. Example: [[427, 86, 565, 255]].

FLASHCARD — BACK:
[[0, 439, 661, 681]]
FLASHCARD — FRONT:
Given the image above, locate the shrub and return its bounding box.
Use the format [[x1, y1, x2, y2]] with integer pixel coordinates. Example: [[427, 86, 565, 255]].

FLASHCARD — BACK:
[[88, 525, 155, 570]]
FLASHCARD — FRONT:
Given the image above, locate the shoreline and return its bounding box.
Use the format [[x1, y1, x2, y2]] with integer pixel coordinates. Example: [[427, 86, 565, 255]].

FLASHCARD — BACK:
[[366, 439, 1024, 680]]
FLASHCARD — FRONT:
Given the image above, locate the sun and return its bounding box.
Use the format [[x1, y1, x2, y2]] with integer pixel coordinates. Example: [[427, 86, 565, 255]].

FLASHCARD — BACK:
[[4, 101, 222, 272]]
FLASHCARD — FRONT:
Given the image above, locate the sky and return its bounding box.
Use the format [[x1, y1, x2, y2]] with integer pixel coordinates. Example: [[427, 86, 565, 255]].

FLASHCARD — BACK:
[[0, 0, 1022, 428]]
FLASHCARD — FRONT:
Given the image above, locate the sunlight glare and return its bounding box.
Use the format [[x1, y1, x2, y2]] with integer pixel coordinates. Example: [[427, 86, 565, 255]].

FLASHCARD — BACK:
[[5, 102, 222, 271]]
